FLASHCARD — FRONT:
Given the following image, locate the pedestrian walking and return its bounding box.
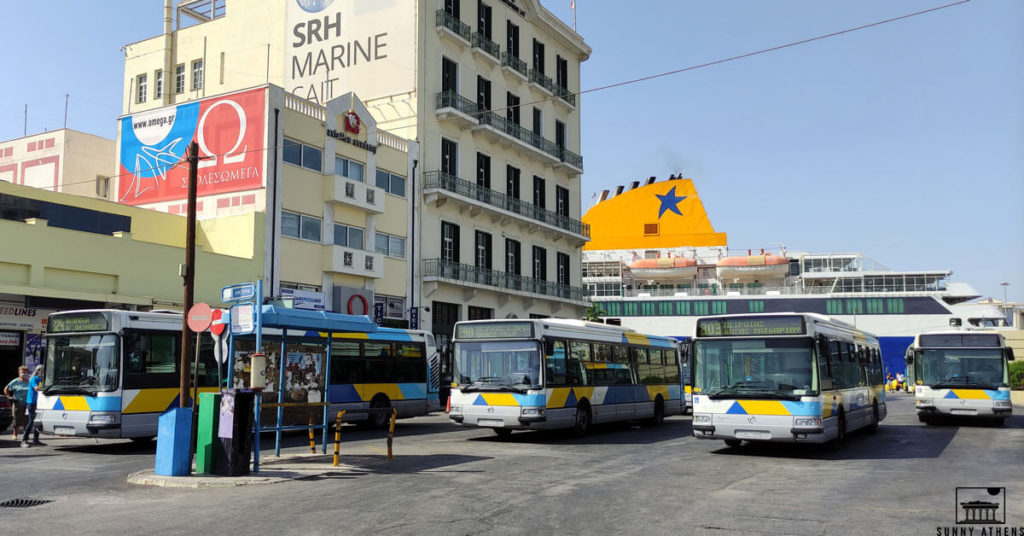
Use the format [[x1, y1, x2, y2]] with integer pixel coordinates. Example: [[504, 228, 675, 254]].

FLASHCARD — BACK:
[[21, 365, 45, 448], [4, 366, 30, 439]]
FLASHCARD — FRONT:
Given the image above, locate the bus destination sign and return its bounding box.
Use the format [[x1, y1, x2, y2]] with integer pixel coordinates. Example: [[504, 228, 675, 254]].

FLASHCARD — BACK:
[[920, 334, 1001, 348], [48, 312, 110, 333], [456, 322, 533, 340], [697, 316, 805, 337]]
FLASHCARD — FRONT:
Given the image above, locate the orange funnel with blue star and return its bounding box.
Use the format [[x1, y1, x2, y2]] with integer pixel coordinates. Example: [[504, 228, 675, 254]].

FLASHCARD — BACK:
[[583, 178, 727, 250]]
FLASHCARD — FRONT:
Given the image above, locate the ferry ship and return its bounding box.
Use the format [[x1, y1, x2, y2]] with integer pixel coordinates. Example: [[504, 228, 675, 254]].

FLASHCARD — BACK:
[[581, 176, 1008, 374]]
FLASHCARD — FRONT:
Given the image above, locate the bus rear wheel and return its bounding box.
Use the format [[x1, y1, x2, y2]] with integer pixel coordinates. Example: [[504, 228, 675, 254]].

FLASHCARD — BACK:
[[724, 439, 742, 448], [643, 398, 665, 427], [363, 396, 391, 429], [867, 401, 880, 434], [829, 411, 846, 452], [493, 428, 513, 440]]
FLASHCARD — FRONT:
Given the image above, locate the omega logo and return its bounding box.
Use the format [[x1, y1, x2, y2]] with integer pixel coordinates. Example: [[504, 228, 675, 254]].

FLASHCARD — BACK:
[[61, 412, 68, 420], [487, 407, 494, 414], [746, 416, 757, 424]]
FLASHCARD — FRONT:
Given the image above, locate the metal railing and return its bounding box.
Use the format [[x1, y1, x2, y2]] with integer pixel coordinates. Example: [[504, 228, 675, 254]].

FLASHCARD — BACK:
[[587, 285, 952, 298], [435, 10, 471, 42], [554, 85, 576, 107], [529, 69, 555, 93], [424, 258, 587, 302], [501, 52, 528, 78], [424, 171, 589, 238], [471, 32, 500, 59], [435, 91, 480, 118]]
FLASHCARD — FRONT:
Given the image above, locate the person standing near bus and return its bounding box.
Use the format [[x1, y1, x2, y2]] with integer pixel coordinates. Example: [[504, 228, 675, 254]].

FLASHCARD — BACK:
[[4, 366, 30, 440], [21, 365, 44, 448]]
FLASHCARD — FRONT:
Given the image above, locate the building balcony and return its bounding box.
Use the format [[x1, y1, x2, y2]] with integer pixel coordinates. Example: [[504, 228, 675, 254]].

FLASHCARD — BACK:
[[471, 33, 500, 65], [435, 91, 480, 127], [501, 52, 528, 81], [423, 258, 589, 305], [529, 69, 555, 95], [322, 245, 381, 279], [324, 174, 386, 214], [472, 111, 584, 173], [435, 10, 470, 46], [553, 85, 576, 108], [423, 171, 590, 244]]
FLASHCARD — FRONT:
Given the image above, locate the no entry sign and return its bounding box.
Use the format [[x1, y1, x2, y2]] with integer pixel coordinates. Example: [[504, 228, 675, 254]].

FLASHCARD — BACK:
[[187, 302, 213, 332]]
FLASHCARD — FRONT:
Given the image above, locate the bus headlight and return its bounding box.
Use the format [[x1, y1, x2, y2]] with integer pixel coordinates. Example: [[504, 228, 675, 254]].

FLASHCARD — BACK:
[[993, 401, 1011, 408], [89, 413, 117, 424], [521, 407, 545, 416], [916, 398, 933, 406], [794, 418, 821, 428], [694, 414, 712, 424], [449, 405, 462, 415]]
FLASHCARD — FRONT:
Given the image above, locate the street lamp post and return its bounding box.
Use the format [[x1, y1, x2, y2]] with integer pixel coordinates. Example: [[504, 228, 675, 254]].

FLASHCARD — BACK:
[[1001, 281, 1010, 326]]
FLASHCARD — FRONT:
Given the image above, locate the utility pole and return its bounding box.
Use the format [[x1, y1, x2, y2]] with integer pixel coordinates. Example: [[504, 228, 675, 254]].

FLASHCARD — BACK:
[[179, 141, 199, 409]]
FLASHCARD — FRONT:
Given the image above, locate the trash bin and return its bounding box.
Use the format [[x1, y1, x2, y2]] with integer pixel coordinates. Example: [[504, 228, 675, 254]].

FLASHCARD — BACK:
[[196, 392, 222, 475], [215, 389, 254, 476]]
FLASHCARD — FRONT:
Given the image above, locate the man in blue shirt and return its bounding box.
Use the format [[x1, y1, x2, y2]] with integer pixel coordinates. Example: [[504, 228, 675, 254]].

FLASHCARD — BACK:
[[22, 365, 44, 447]]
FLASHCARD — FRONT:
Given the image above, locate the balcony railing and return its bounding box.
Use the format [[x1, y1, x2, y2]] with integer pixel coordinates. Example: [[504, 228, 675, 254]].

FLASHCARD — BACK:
[[471, 33, 500, 60], [554, 85, 576, 107], [435, 91, 480, 117], [475, 111, 583, 170], [424, 258, 587, 302], [424, 171, 590, 238], [435, 10, 470, 43], [529, 69, 555, 93], [501, 52, 528, 78]]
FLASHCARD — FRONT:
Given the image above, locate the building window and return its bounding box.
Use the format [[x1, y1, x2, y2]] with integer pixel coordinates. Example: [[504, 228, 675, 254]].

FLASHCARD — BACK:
[[477, 1, 492, 38], [532, 107, 542, 136], [507, 92, 520, 125], [475, 231, 492, 269], [335, 156, 365, 181], [533, 246, 547, 281], [506, 166, 520, 200], [333, 223, 364, 249], [557, 252, 570, 286], [506, 21, 520, 58], [282, 211, 321, 242], [441, 138, 458, 175], [95, 176, 110, 198], [533, 176, 546, 209], [375, 232, 406, 258], [136, 74, 148, 103], [281, 281, 322, 292], [442, 57, 458, 93], [475, 153, 491, 189], [556, 185, 569, 217], [505, 238, 521, 276], [444, 0, 460, 18], [191, 59, 204, 90], [468, 306, 494, 320], [175, 64, 186, 94], [376, 295, 407, 319], [556, 55, 568, 90], [155, 70, 164, 99], [442, 221, 460, 262], [375, 169, 406, 197], [532, 39, 545, 74], [476, 75, 491, 111], [283, 138, 323, 172]]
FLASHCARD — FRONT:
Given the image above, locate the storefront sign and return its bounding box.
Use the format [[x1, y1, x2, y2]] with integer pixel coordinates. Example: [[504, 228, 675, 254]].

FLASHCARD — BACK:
[[326, 128, 376, 153], [0, 332, 20, 346], [0, 305, 53, 331], [280, 288, 326, 311]]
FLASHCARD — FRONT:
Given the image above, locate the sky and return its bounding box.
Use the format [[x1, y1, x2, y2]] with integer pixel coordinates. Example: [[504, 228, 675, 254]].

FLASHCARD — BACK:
[[0, 1, 1021, 302]]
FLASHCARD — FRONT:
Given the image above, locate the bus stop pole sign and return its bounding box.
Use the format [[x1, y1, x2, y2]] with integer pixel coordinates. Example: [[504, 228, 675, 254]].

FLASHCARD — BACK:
[[222, 283, 256, 303]]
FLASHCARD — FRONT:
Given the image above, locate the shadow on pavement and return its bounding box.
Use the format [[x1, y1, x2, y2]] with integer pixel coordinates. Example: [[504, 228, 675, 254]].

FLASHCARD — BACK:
[[707, 422, 958, 460], [53, 440, 156, 455], [263, 452, 491, 477], [466, 416, 693, 445]]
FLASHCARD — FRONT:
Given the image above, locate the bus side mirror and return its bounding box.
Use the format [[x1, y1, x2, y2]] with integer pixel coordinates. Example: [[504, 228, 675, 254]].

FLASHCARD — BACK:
[[1008, 348, 1015, 362], [905, 351, 914, 365]]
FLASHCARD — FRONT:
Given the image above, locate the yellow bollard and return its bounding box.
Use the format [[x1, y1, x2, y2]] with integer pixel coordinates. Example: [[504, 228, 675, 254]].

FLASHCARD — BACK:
[[308, 413, 316, 454], [387, 408, 397, 461], [333, 410, 346, 467]]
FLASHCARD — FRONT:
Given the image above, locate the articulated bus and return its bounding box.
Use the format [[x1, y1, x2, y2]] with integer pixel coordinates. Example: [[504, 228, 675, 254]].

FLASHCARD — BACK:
[[905, 331, 1014, 425], [691, 313, 886, 449], [37, 310, 222, 440], [231, 327, 440, 428], [448, 319, 683, 438]]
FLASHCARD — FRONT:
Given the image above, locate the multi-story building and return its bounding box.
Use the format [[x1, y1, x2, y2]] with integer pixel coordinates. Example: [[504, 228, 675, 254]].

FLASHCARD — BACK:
[[120, 0, 592, 345], [0, 129, 116, 200]]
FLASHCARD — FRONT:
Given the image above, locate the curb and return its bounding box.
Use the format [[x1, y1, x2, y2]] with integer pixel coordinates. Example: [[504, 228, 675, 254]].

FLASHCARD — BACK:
[[127, 454, 354, 488]]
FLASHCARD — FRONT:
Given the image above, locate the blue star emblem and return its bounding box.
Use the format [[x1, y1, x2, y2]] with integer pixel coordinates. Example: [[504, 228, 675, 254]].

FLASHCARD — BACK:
[[655, 186, 687, 218]]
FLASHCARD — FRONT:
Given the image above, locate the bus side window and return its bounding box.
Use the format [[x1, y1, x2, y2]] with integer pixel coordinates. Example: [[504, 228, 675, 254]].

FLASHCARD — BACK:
[[545, 340, 568, 386]]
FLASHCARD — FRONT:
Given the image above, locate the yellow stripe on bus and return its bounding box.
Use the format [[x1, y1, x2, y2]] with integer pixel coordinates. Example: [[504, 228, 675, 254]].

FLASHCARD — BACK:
[[59, 396, 91, 411], [547, 388, 571, 409], [359, 384, 406, 401], [646, 385, 670, 402], [738, 400, 791, 416], [952, 389, 991, 400], [623, 333, 651, 346], [480, 393, 521, 406]]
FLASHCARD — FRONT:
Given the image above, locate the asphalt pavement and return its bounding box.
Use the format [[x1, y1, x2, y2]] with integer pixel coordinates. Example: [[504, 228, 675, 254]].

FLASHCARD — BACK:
[[1, 393, 1021, 535]]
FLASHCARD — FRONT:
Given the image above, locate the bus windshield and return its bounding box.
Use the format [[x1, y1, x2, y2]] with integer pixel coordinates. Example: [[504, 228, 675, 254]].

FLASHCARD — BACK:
[[454, 340, 542, 392], [694, 338, 816, 399], [44, 334, 120, 394], [916, 349, 1007, 389]]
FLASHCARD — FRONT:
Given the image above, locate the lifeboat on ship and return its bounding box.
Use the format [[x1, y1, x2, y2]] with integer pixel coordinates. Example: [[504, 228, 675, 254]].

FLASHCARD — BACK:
[[716, 253, 790, 282], [629, 257, 698, 281]]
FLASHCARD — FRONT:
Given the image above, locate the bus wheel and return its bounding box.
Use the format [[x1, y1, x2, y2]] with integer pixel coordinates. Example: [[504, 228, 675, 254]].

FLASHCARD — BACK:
[[645, 398, 665, 427], [364, 396, 391, 429], [129, 437, 153, 445], [867, 401, 880, 434], [829, 411, 846, 452], [724, 439, 742, 448], [993, 418, 1006, 427], [572, 403, 591, 437], [493, 428, 513, 440]]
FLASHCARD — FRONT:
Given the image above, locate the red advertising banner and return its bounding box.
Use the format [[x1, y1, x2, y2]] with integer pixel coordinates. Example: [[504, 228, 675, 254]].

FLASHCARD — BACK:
[[117, 87, 266, 205]]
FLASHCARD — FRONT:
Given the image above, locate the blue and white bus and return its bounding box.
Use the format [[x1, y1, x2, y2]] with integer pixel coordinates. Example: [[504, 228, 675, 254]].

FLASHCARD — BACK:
[[691, 313, 886, 449], [448, 319, 683, 438], [905, 331, 1014, 425]]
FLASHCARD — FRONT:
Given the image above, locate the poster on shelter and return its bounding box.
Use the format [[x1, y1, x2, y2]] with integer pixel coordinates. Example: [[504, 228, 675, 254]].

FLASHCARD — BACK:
[[117, 87, 266, 205]]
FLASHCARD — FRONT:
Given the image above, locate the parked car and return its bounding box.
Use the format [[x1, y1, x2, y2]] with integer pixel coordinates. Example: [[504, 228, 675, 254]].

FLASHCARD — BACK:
[[0, 394, 12, 433]]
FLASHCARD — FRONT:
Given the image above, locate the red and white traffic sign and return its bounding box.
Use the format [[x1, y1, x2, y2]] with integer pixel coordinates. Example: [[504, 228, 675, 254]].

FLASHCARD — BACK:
[[210, 308, 226, 336], [187, 302, 213, 332]]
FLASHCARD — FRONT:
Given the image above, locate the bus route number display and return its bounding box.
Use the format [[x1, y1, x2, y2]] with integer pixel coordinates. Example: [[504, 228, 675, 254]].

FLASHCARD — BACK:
[[48, 312, 110, 333], [456, 322, 534, 340], [697, 316, 805, 337]]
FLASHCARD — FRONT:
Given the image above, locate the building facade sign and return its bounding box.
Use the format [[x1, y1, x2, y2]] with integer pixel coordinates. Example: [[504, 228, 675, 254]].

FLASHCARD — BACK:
[[286, 0, 415, 104], [280, 288, 326, 311], [117, 87, 267, 205], [0, 305, 53, 332]]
